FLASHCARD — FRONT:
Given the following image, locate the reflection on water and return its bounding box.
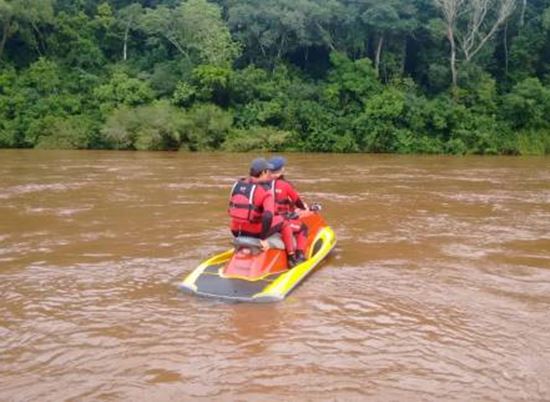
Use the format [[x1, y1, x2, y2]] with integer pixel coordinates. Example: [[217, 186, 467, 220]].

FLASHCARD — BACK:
[[1, 150, 549, 401]]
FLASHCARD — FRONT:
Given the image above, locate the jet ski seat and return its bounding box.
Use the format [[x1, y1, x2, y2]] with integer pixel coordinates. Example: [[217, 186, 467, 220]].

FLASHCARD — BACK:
[[233, 234, 286, 250]]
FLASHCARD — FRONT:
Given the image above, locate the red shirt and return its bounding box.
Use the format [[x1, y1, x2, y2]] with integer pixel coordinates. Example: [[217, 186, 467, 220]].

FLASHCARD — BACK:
[[230, 178, 274, 235], [272, 177, 305, 214]]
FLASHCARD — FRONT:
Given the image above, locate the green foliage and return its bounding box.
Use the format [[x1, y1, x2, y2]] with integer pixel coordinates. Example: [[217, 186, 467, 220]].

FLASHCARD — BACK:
[[47, 11, 105, 69], [227, 0, 342, 66], [172, 81, 196, 107], [354, 86, 406, 152], [0, 0, 55, 62], [544, 7, 550, 31], [141, 0, 240, 66], [149, 60, 189, 96], [35, 115, 95, 149], [94, 70, 154, 113], [456, 66, 498, 113], [191, 64, 232, 105], [301, 129, 359, 153], [325, 52, 381, 110], [0, 57, 92, 148], [115, 3, 143, 62], [181, 103, 233, 151], [228, 66, 271, 105], [102, 101, 185, 150], [395, 132, 444, 154], [101, 101, 232, 151], [223, 126, 291, 152], [502, 78, 550, 130], [0, 0, 550, 155], [180, 0, 241, 67], [517, 129, 550, 155]]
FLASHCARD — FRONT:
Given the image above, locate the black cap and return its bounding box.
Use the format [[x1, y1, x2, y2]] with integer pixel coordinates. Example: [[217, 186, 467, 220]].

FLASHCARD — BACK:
[[250, 158, 274, 176]]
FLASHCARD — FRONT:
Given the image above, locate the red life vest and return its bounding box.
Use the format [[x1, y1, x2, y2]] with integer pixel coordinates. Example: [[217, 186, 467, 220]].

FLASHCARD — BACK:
[[228, 179, 263, 223], [270, 179, 293, 215]]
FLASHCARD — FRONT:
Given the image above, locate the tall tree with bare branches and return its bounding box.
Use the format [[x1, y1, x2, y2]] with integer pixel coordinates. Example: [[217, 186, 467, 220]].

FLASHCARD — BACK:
[[433, 0, 464, 90], [434, 0, 517, 91]]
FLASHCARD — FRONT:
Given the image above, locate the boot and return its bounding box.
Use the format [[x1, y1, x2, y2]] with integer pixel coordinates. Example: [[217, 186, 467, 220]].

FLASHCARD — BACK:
[[295, 250, 306, 263], [287, 253, 298, 268]]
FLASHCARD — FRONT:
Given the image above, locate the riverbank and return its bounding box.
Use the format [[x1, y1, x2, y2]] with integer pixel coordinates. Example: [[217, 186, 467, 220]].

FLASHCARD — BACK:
[[1, 96, 549, 156]]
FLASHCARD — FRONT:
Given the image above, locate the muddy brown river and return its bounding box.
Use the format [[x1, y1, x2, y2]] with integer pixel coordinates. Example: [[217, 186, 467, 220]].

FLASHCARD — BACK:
[[1, 150, 549, 401]]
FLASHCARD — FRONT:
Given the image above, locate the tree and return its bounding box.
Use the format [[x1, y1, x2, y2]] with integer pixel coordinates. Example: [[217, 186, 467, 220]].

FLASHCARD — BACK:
[[324, 52, 381, 111], [223, 126, 290, 151], [141, 5, 191, 60], [502, 78, 550, 129], [227, 0, 341, 66], [433, 0, 464, 89], [47, 11, 106, 69], [361, 2, 417, 78], [459, 0, 516, 63], [0, 0, 54, 61], [180, 0, 240, 67], [92, 2, 118, 60], [117, 4, 143, 62], [93, 70, 154, 114], [506, 2, 550, 84], [141, 0, 240, 67], [2, 0, 550, 155], [434, 0, 517, 90], [0, 57, 93, 148]]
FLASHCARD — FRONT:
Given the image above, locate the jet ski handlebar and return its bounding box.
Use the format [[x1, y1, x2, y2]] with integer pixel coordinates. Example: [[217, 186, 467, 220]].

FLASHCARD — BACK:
[[309, 203, 322, 212]]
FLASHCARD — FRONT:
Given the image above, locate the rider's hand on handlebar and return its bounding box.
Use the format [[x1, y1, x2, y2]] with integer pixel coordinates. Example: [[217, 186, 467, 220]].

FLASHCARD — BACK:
[[286, 211, 299, 220]]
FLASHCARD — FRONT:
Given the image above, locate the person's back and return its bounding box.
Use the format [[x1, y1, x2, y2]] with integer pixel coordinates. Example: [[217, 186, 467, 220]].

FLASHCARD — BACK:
[[268, 156, 307, 215], [228, 158, 298, 266], [268, 156, 307, 264], [272, 177, 306, 215], [228, 175, 273, 237]]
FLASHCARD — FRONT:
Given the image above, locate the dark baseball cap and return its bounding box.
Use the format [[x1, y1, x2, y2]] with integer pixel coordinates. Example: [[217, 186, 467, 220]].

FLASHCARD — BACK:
[[268, 156, 286, 171], [249, 158, 274, 176]]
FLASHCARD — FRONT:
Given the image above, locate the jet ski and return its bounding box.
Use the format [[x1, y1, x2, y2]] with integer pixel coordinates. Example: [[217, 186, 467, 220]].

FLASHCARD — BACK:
[[179, 206, 336, 302]]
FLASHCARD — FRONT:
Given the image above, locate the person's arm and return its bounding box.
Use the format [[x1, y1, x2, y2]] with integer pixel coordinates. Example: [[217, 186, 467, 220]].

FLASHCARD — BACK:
[[295, 197, 306, 210], [260, 192, 275, 238], [286, 181, 307, 209]]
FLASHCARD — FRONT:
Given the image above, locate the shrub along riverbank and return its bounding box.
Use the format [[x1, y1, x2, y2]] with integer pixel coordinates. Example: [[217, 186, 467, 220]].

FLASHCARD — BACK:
[[1, 0, 550, 155]]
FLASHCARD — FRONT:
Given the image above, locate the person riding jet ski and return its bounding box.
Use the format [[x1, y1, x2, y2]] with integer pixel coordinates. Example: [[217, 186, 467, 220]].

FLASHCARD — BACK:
[[228, 158, 300, 267], [268, 156, 307, 264]]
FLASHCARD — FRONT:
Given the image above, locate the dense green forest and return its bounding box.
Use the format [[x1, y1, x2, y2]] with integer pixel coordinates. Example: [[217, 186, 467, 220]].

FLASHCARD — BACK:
[[1, 0, 550, 154]]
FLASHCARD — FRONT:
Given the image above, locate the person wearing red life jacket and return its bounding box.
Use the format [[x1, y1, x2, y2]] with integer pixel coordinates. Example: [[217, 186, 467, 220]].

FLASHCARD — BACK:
[[267, 156, 308, 264], [228, 158, 299, 267]]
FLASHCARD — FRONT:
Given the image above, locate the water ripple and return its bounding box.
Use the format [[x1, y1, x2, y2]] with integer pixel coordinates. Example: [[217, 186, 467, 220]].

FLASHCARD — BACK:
[[1, 152, 549, 401]]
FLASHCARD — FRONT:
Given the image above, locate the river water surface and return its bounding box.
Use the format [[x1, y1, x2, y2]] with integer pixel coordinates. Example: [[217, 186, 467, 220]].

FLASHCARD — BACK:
[[1, 150, 549, 401]]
